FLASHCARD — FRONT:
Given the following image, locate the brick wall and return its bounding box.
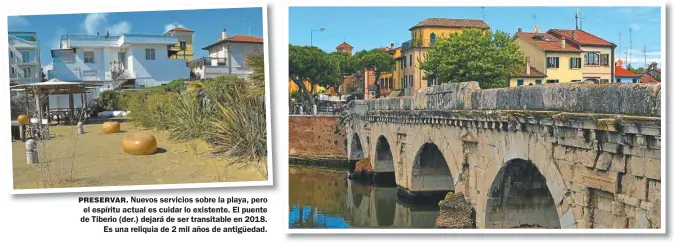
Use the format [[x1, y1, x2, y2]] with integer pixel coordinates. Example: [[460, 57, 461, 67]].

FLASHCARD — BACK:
[[289, 115, 347, 160]]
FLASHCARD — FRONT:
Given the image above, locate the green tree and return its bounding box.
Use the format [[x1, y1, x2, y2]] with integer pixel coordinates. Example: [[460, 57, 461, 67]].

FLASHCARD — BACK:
[[419, 29, 524, 89], [626, 64, 645, 74], [329, 51, 360, 75], [289, 45, 340, 107], [355, 49, 394, 97], [246, 50, 265, 86]]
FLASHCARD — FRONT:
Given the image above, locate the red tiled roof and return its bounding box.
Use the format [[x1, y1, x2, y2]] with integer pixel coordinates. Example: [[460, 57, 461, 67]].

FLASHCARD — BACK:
[[336, 42, 353, 49], [168, 27, 195, 33], [615, 66, 640, 78], [640, 73, 659, 84], [512, 65, 546, 78], [548, 29, 614, 47], [515, 32, 582, 52], [410, 18, 490, 30], [226, 35, 263, 43]]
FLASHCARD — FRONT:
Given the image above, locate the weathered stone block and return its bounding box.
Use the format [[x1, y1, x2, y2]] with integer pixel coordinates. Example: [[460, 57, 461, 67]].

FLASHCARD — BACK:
[[611, 201, 625, 216], [568, 148, 598, 168], [614, 217, 629, 229], [553, 145, 568, 160], [635, 208, 651, 228], [626, 156, 646, 177], [616, 194, 641, 207], [593, 209, 615, 228], [643, 157, 660, 180], [595, 195, 613, 212], [621, 175, 647, 200], [581, 168, 619, 193], [557, 160, 574, 182], [647, 180, 660, 203], [595, 152, 611, 170], [608, 154, 626, 173], [640, 201, 655, 211], [625, 205, 637, 218]]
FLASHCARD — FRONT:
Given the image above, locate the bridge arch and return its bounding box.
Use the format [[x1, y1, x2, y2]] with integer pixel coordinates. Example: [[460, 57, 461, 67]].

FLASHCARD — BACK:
[[483, 158, 565, 229], [409, 143, 455, 192], [373, 135, 395, 172], [349, 132, 365, 160]]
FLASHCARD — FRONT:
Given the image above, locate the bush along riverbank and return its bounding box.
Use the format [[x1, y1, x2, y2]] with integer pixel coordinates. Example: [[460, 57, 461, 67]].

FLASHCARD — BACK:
[[95, 75, 268, 178]]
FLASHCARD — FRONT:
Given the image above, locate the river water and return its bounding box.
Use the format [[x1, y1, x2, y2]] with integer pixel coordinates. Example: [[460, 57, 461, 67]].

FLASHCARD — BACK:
[[289, 165, 440, 229]]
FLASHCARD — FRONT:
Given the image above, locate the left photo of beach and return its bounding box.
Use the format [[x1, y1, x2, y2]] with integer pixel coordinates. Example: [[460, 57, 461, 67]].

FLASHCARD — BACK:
[[7, 5, 271, 193]]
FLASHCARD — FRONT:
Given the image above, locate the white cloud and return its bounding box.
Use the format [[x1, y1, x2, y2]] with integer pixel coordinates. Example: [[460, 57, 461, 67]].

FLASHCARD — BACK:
[[51, 28, 66, 49], [628, 23, 641, 31], [8, 16, 29, 28], [82, 13, 131, 36], [42, 62, 53, 78], [164, 22, 186, 33]]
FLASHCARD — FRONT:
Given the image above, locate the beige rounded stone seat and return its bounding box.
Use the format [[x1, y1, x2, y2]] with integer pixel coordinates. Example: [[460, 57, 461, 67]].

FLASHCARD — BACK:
[[102, 121, 121, 134], [121, 133, 157, 155]]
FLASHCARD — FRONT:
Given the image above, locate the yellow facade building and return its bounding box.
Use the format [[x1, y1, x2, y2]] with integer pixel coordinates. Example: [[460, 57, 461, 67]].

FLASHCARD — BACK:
[[400, 18, 490, 95], [164, 27, 195, 62], [547, 29, 616, 83], [510, 28, 583, 87], [392, 47, 403, 91]]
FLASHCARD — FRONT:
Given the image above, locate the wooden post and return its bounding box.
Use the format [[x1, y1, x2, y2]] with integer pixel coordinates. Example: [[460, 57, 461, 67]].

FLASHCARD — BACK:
[[34, 89, 42, 139], [68, 87, 74, 125]]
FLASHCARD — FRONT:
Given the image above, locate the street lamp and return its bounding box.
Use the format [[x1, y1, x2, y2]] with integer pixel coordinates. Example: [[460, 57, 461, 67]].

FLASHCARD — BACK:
[[310, 28, 325, 47]]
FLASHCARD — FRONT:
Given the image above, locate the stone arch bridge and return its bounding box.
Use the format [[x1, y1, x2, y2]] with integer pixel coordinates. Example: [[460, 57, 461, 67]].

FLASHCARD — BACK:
[[343, 81, 661, 229]]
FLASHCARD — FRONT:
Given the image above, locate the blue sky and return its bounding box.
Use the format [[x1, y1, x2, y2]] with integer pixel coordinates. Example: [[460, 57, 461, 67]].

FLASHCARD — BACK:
[[289, 6, 661, 68], [8, 7, 263, 70]]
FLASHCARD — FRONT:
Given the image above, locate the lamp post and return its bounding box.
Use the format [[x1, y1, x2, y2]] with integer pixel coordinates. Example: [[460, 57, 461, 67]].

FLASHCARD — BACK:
[[310, 28, 325, 47]]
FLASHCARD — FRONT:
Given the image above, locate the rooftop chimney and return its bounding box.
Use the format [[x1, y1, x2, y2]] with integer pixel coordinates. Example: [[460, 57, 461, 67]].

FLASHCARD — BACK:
[[221, 28, 227, 40], [518, 28, 522, 33], [534, 26, 540, 33], [526, 57, 531, 75], [561, 37, 566, 49], [571, 30, 576, 40]]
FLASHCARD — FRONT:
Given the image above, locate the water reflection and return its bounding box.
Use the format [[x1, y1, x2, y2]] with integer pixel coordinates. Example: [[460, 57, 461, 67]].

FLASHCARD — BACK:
[[289, 166, 439, 229]]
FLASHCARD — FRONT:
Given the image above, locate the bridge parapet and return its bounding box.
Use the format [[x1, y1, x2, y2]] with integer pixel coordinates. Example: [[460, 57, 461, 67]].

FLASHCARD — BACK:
[[346, 82, 661, 117]]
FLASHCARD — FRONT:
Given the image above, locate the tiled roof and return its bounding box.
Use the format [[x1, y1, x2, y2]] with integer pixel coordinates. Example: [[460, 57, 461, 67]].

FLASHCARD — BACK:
[[548, 29, 615, 47], [336, 42, 353, 49], [615, 66, 640, 78], [202, 35, 263, 50], [511, 66, 546, 78], [410, 18, 490, 30], [640, 73, 660, 84], [515, 32, 582, 52], [226, 35, 264, 43], [167, 27, 195, 33]]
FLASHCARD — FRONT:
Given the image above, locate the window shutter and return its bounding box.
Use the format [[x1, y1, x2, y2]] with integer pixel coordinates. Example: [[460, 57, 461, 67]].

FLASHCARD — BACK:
[[570, 57, 573, 69]]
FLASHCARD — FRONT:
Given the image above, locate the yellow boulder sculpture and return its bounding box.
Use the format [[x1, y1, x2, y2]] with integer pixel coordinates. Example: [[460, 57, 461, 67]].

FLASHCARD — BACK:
[[102, 121, 121, 134], [121, 133, 157, 155], [17, 114, 29, 125]]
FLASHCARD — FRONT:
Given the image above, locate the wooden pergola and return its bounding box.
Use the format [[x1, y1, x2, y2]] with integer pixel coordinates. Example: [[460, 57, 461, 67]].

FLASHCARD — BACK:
[[10, 79, 100, 126]]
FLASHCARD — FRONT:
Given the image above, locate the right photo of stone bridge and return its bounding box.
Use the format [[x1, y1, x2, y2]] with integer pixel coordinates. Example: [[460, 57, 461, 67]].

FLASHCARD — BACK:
[[288, 5, 663, 230]]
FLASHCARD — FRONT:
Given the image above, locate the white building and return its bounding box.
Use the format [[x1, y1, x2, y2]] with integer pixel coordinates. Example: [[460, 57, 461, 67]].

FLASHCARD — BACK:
[[190, 29, 263, 79], [49, 33, 189, 91], [8, 32, 41, 85]]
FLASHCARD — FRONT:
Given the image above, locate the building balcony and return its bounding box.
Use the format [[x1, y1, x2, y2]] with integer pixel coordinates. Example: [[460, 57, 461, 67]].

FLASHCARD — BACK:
[[189, 57, 228, 67], [401, 39, 435, 50]]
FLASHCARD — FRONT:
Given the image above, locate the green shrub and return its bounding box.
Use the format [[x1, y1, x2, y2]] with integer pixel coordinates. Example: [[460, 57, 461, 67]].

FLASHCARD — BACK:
[[164, 92, 214, 141], [210, 83, 267, 160], [89, 90, 125, 115], [122, 90, 179, 129]]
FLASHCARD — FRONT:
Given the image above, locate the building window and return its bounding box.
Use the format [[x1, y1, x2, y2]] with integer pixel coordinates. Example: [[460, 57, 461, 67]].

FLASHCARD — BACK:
[[11, 67, 15, 75], [535, 79, 542, 84], [517, 79, 524, 86], [600, 54, 610, 66], [145, 49, 156, 60], [547, 79, 559, 84], [403, 57, 406, 68], [21, 51, 30, 63], [584, 52, 600, 65], [600, 79, 609, 84], [409, 55, 413, 67], [430, 33, 437, 45], [632, 78, 638, 83], [546, 57, 559, 68], [179, 41, 187, 50], [410, 75, 413, 87], [54, 50, 75, 63], [403, 75, 407, 87], [84, 51, 95, 63], [9, 51, 13, 58], [22, 67, 31, 78], [616, 78, 621, 83], [570, 57, 581, 69], [572, 80, 581, 82]]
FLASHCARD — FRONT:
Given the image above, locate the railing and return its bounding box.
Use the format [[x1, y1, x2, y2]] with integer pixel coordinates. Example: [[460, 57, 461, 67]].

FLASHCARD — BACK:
[[61, 35, 121, 41], [401, 39, 435, 50], [190, 57, 228, 67]]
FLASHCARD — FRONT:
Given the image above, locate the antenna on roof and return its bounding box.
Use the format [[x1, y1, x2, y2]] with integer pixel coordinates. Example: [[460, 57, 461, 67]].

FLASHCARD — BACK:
[[629, 28, 633, 66], [246, 16, 251, 36], [532, 14, 537, 26], [618, 32, 622, 61], [481, 7, 486, 21], [575, 7, 579, 30], [643, 45, 647, 69]]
